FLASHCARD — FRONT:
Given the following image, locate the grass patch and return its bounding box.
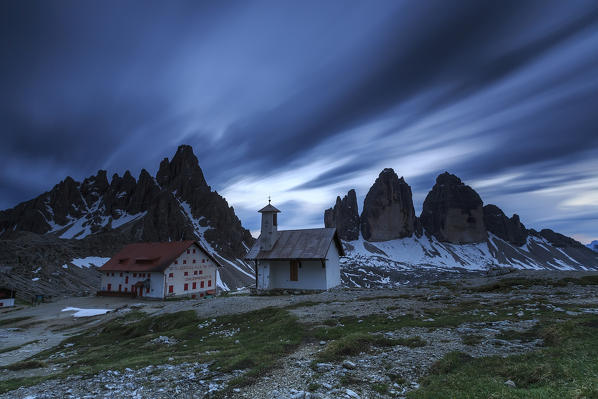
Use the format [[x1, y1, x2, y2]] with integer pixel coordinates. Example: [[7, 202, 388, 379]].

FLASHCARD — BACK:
[[308, 382, 320, 391], [409, 315, 598, 398], [316, 332, 396, 362], [372, 382, 389, 394], [1, 360, 46, 371], [388, 372, 407, 385], [461, 334, 484, 346], [396, 336, 427, 347], [0, 376, 50, 394], [471, 278, 565, 293], [20, 307, 305, 396], [0, 316, 33, 326], [0, 340, 40, 354]]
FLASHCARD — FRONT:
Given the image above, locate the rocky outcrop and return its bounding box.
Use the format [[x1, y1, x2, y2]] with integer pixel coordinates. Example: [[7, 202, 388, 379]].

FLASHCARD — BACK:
[[0, 144, 253, 261], [420, 172, 486, 244], [360, 169, 417, 241], [324, 189, 360, 241], [483, 204, 528, 246], [536, 229, 588, 250]]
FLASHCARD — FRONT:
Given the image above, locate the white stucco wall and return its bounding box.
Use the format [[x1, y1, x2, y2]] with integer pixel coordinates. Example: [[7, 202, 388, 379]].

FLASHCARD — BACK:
[[265, 260, 327, 290], [0, 298, 15, 307], [257, 262, 271, 290], [100, 243, 217, 298], [325, 243, 341, 289], [255, 241, 342, 291]]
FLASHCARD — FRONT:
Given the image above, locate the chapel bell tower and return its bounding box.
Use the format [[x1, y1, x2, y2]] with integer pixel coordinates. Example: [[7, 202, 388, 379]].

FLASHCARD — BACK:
[[258, 199, 281, 251]]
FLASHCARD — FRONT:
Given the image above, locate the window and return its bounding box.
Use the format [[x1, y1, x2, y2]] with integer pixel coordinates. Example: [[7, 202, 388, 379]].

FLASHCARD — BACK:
[[168, 273, 173, 278], [107, 283, 112, 291], [183, 260, 186, 264], [111, 272, 115, 277], [146, 286, 149, 293], [194, 270, 198, 275], [273, 213, 277, 226], [184, 272, 188, 276], [125, 276, 129, 284], [208, 280, 212, 287], [120, 272, 123, 277], [174, 260, 178, 264], [202, 259, 205, 263], [200, 281, 204, 288], [290, 261, 299, 281], [118, 284, 122, 292], [125, 287, 128, 292], [168, 285, 173, 294], [184, 283, 188, 291], [192, 259, 196, 264], [193, 249, 196, 254], [192, 282, 197, 289], [133, 273, 137, 278], [200, 270, 203, 275], [187, 249, 190, 254]]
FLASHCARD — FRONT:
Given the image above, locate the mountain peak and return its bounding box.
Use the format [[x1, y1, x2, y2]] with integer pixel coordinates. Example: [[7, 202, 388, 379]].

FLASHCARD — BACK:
[[156, 144, 207, 189], [361, 169, 417, 241], [436, 171, 462, 186]]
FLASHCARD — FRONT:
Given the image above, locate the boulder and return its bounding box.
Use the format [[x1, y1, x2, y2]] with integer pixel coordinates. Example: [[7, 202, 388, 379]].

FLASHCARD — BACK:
[[420, 172, 486, 244]]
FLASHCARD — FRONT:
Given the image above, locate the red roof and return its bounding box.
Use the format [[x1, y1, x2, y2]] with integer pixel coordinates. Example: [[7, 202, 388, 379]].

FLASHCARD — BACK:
[[98, 241, 221, 272]]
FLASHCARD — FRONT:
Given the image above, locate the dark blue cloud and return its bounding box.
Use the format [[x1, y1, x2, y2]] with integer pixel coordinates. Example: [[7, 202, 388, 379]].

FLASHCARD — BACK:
[[1, 0, 598, 242]]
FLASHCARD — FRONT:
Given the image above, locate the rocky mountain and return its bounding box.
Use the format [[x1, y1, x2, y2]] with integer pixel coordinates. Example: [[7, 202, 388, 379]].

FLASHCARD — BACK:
[[420, 172, 486, 244], [360, 169, 419, 241], [324, 189, 360, 241], [324, 169, 598, 287], [588, 241, 598, 252], [0, 145, 255, 298], [483, 204, 527, 246]]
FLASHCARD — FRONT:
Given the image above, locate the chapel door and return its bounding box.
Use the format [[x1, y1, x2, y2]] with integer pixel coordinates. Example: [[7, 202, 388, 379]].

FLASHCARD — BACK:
[[290, 260, 298, 281]]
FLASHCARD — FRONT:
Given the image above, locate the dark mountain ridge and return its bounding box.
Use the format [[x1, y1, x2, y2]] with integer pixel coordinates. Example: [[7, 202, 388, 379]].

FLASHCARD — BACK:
[[0, 145, 255, 298], [325, 169, 598, 278]]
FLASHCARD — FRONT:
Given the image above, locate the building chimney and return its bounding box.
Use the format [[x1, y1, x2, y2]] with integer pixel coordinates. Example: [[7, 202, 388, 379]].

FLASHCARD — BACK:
[[258, 200, 281, 251]]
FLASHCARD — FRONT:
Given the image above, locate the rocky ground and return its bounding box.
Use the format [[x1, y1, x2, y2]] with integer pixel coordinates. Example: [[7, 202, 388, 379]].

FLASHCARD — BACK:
[[1, 270, 598, 398]]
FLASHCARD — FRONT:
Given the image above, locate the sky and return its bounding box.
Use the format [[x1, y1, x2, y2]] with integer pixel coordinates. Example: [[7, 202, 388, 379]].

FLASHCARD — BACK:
[[1, 0, 598, 243]]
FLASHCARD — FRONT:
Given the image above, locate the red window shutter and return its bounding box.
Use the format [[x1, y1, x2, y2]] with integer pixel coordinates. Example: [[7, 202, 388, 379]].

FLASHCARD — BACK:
[[187, 249, 190, 254], [183, 260, 186, 264], [125, 287, 128, 292], [169, 273, 173, 278], [146, 286, 150, 293], [192, 282, 197, 289], [125, 277, 129, 284], [118, 284, 122, 292], [193, 249, 196, 254], [200, 281, 204, 288], [208, 280, 212, 287], [184, 272, 188, 276], [168, 285, 173, 293], [107, 284, 112, 291], [184, 283, 188, 291], [200, 270, 203, 275], [120, 272, 123, 277]]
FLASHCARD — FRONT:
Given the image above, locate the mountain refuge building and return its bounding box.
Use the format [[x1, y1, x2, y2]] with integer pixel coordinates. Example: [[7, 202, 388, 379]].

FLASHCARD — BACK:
[[98, 241, 220, 299], [246, 202, 344, 291]]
